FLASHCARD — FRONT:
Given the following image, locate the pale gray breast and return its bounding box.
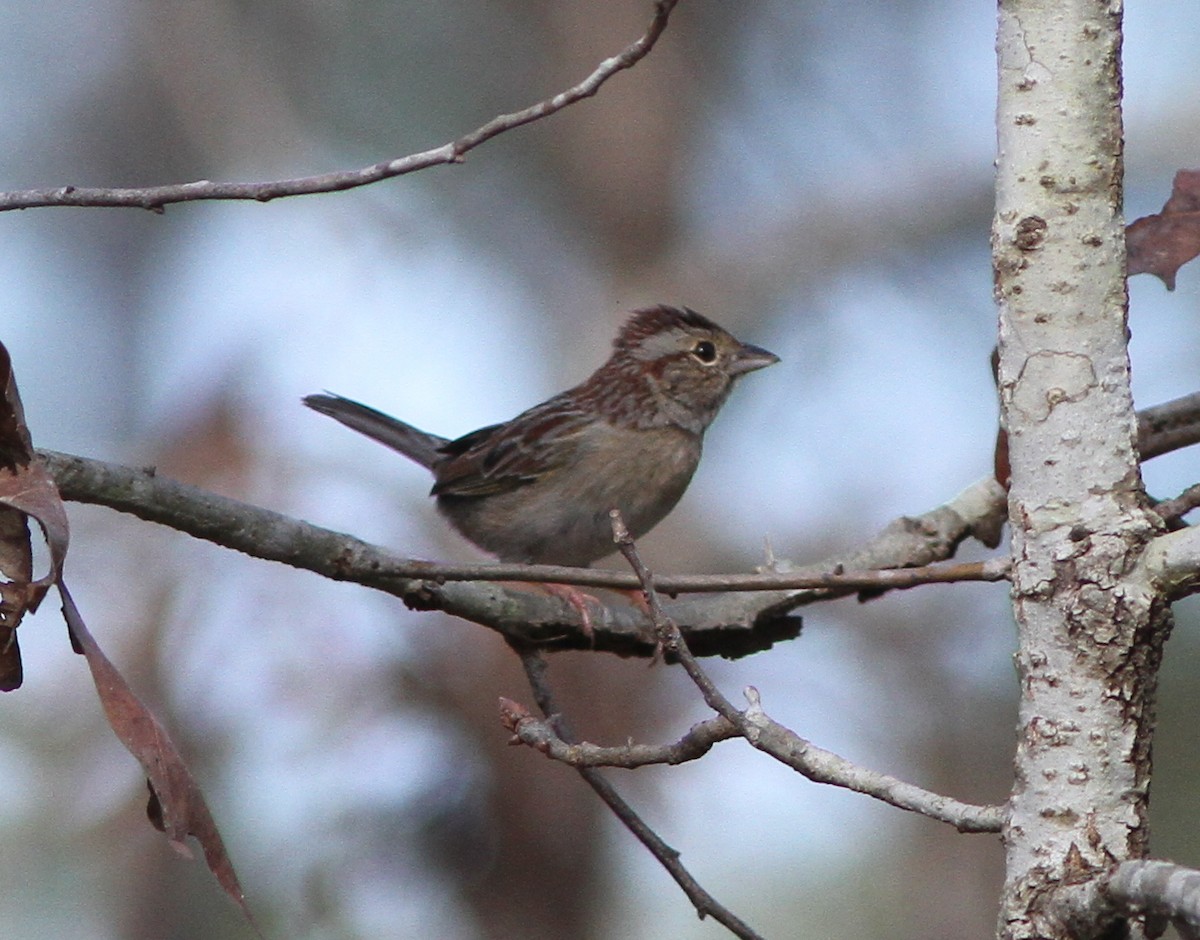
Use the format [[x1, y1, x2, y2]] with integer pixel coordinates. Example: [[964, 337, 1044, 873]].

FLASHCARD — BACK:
[[436, 420, 702, 565]]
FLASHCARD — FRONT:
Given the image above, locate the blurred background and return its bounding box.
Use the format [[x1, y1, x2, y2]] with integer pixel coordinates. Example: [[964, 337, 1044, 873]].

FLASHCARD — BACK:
[[2, 1, 1199, 937]]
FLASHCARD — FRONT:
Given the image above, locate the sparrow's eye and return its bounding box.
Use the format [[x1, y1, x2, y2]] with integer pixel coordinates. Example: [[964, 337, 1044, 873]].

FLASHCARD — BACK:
[[691, 340, 717, 364]]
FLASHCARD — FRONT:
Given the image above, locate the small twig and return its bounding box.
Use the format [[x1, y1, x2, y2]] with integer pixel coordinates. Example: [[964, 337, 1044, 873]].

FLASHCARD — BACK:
[[513, 650, 765, 940], [502, 705, 738, 768], [0, 0, 678, 213], [735, 687, 1003, 832], [611, 510, 1004, 834]]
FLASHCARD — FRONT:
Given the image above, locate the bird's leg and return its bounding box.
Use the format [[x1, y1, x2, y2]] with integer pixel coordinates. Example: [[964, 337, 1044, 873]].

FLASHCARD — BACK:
[[539, 582, 602, 644]]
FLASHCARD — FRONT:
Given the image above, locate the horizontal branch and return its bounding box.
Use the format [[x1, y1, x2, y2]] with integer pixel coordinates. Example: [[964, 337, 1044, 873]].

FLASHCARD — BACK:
[[39, 449, 1005, 658], [36, 452, 1001, 592], [1137, 390, 1200, 461], [41, 449, 797, 657], [505, 690, 1001, 830], [1155, 482, 1200, 525], [0, 0, 677, 213], [36, 387, 1200, 657], [1105, 861, 1200, 938]]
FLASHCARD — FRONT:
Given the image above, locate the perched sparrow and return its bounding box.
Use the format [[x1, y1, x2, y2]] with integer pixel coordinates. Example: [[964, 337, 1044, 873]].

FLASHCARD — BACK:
[[304, 305, 778, 567]]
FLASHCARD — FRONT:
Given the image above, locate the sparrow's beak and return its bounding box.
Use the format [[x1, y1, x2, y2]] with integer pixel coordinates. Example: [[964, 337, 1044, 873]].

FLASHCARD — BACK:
[[729, 342, 780, 376]]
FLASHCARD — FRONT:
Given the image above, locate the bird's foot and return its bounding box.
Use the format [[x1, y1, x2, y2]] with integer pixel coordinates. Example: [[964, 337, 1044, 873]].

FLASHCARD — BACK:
[[538, 582, 601, 645]]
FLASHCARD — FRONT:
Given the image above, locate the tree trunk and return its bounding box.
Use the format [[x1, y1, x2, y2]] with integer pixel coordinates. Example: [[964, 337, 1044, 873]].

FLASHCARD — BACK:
[[993, 1, 1173, 937]]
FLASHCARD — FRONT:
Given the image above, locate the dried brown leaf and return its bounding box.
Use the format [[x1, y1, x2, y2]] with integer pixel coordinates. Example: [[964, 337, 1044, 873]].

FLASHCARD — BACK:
[[1127, 169, 1200, 290], [0, 341, 70, 689], [0, 529, 27, 688], [59, 582, 260, 933]]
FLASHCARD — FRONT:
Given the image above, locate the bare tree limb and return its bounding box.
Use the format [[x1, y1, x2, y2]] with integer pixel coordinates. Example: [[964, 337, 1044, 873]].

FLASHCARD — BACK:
[[737, 687, 1003, 832], [35, 382, 1200, 660], [512, 650, 765, 940], [1056, 860, 1200, 940], [0, 0, 678, 213], [41, 448, 1005, 594], [40, 448, 1002, 656], [38, 451, 1002, 591], [1104, 861, 1200, 939], [609, 511, 1003, 833]]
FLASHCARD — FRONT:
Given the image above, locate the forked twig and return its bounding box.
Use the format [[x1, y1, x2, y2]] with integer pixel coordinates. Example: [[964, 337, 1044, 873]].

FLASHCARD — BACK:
[[512, 650, 765, 940]]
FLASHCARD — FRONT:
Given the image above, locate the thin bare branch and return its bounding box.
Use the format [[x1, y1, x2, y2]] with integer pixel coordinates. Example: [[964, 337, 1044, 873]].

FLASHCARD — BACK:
[[611, 511, 1004, 834], [0, 0, 678, 213], [513, 650, 765, 940], [735, 687, 1003, 832], [38, 448, 997, 655]]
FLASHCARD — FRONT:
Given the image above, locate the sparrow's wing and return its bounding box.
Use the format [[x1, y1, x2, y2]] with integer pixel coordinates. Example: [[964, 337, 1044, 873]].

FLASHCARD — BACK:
[[431, 394, 591, 498]]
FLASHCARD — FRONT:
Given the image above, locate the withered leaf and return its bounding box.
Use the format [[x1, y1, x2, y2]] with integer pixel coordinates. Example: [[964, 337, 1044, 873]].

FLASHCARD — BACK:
[[59, 582, 260, 934], [0, 341, 256, 930], [0, 341, 70, 689], [1127, 169, 1200, 290]]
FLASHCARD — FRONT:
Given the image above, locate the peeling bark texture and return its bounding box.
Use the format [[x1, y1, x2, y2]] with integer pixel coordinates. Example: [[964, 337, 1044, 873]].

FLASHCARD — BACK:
[[993, 2, 1173, 938]]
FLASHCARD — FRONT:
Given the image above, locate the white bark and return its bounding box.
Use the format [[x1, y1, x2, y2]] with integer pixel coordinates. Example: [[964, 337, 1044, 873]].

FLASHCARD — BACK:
[[993, 1, 1172, 937]]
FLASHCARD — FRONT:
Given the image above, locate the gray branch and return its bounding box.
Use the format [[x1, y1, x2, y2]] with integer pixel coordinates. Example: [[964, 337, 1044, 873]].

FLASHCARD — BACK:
[[506, 691, 1003, 832], [1106, 861, 1200, 939], [40, 449, 1006, 658], [738, 687, 1004, 832], [1057, 860, 1200, 940], [1141, 525, 1200, 599], [34, 388, 1200, 659]]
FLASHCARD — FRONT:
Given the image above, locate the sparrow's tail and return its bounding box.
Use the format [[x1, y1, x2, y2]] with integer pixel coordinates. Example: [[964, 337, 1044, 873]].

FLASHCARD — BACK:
[[303, 393, 447, 469]]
